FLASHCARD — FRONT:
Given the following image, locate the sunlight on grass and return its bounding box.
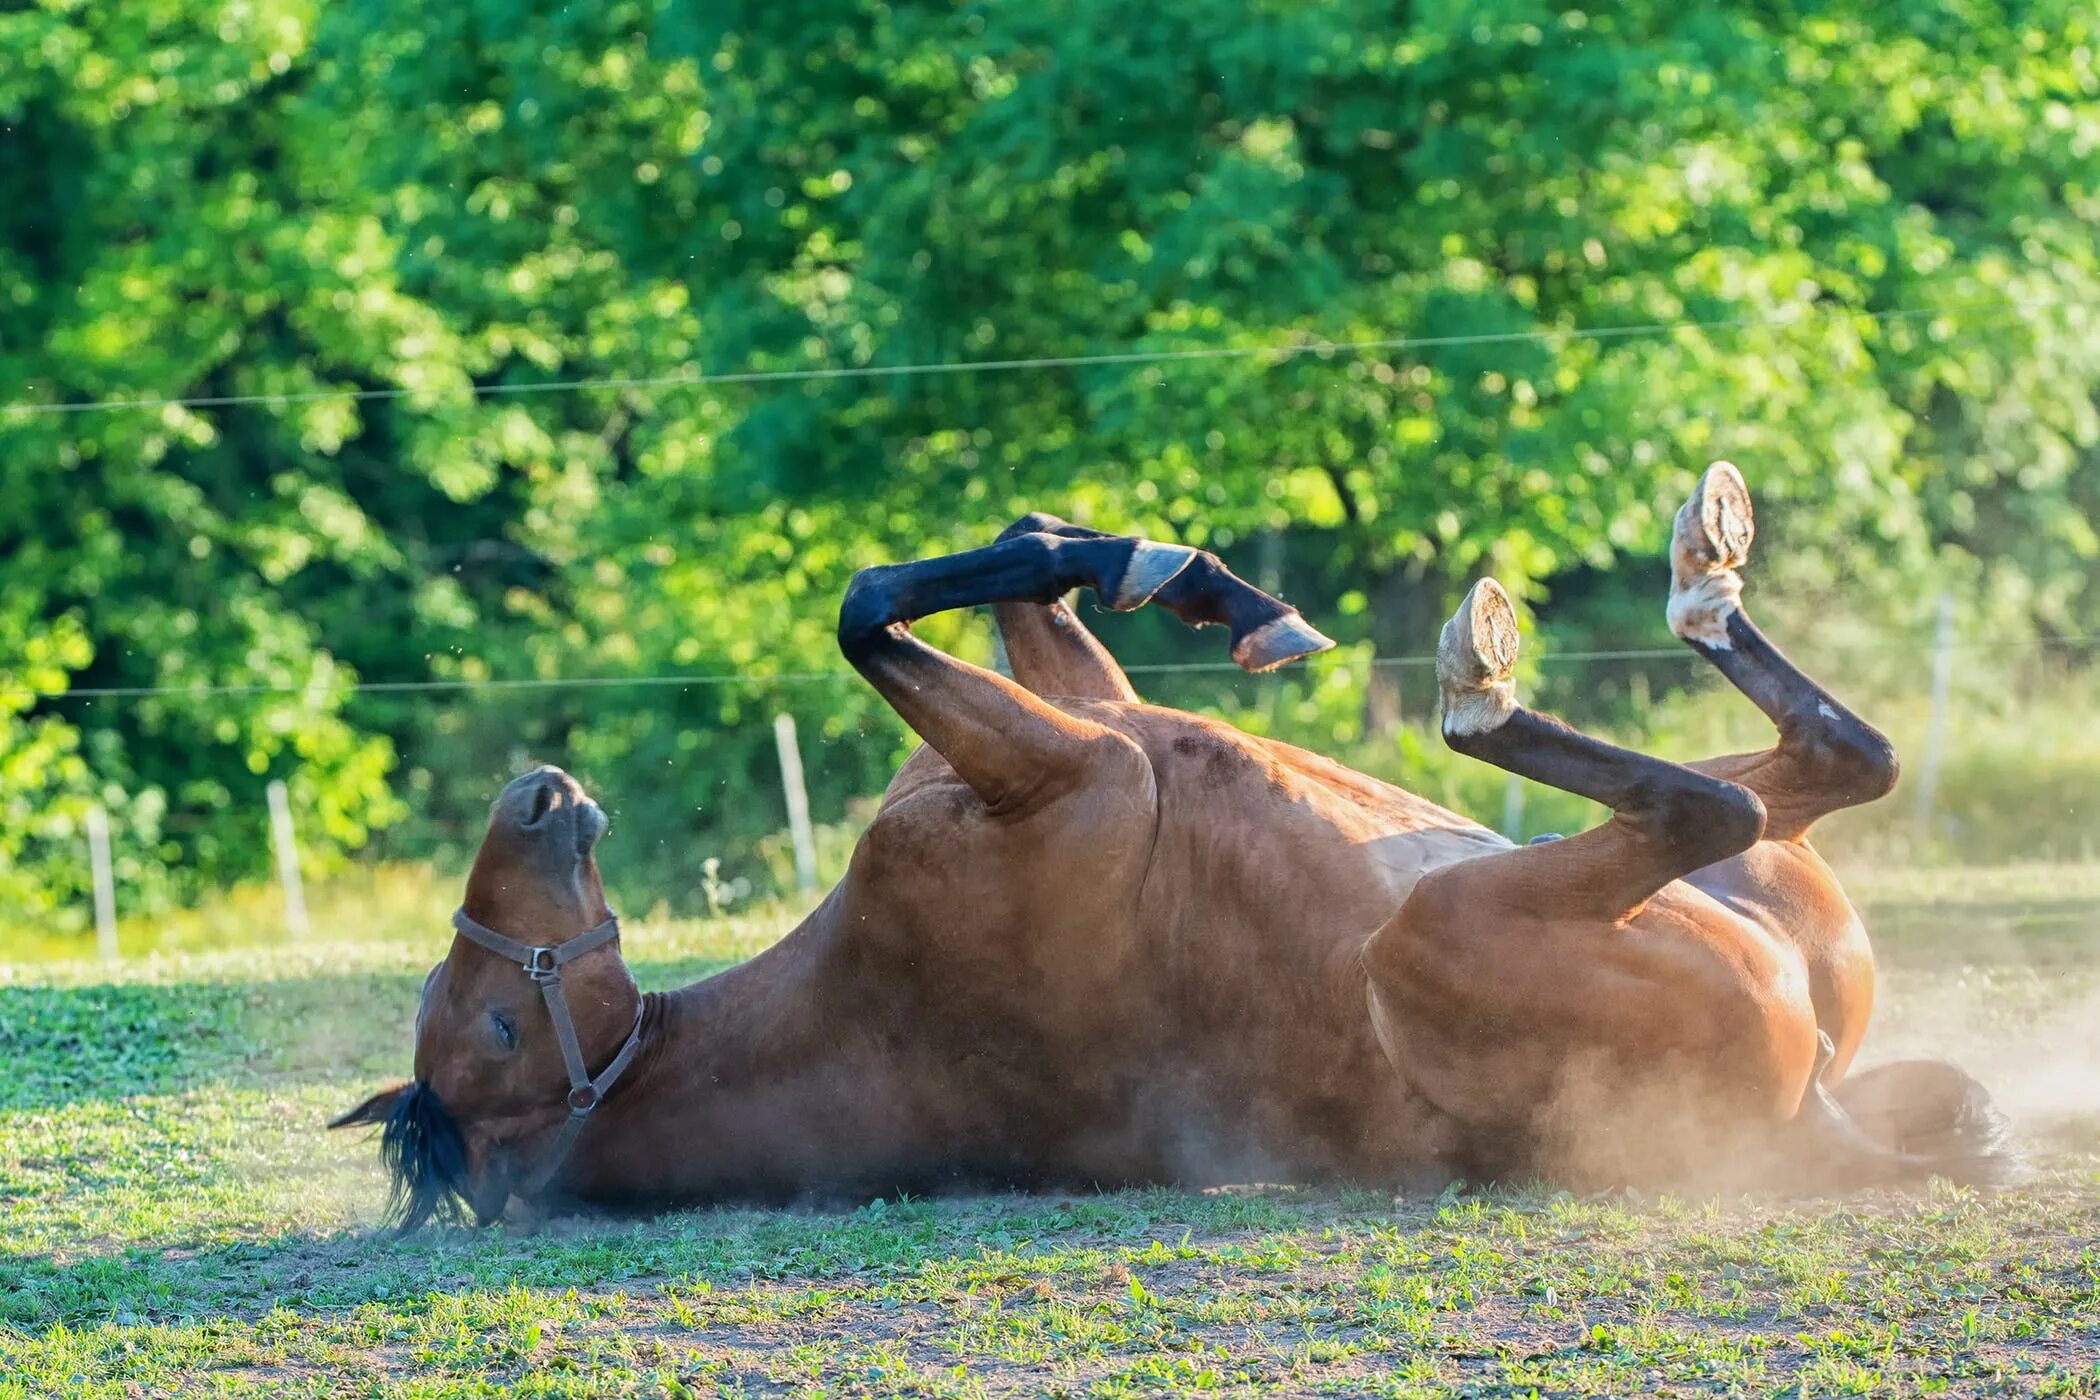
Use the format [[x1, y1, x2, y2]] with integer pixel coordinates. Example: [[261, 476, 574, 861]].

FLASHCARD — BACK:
[[3, 863, 2097, 1396]]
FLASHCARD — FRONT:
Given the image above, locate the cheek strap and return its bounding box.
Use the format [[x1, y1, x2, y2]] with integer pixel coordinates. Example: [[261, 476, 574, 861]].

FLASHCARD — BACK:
[[451, 908, 647, 1199]]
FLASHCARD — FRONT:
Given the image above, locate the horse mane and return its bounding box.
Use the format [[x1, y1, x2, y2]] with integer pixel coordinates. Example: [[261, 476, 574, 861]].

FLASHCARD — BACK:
[[378, 1081, 470, 1233]]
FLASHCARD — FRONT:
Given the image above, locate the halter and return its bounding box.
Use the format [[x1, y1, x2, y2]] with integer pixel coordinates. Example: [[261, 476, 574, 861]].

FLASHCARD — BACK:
[[451, 907, 646, 1200]]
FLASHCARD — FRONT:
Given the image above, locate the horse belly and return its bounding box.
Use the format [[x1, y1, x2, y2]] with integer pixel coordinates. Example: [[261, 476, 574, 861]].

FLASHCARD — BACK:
[[1361, 824, 1515, 906]]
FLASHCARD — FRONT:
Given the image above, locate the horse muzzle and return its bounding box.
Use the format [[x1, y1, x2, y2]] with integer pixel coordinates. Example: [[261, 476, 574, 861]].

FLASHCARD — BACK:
[[496, 765, 608, 857]]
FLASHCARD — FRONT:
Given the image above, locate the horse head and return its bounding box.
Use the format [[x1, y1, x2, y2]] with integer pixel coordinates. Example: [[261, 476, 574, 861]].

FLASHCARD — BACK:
[[331, 765, 641, 1229]]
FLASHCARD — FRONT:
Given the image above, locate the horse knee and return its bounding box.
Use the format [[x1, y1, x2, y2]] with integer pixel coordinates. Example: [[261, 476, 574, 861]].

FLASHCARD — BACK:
[[838, 565, 904, 663]]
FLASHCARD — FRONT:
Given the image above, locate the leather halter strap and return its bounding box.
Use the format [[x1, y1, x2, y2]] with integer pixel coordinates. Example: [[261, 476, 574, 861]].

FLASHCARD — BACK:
[[451, 907, 646, 1199]]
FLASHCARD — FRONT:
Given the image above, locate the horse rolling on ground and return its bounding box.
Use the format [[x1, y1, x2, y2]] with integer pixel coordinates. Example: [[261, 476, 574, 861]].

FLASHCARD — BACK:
[[334, 464, 2012, 1229]]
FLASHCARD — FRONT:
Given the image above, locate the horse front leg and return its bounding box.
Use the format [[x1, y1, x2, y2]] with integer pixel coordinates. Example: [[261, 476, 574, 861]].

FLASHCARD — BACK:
[[986, 513, 1331, 703], [987, 513, 1143, 703], [839, 529, 1330, 814]]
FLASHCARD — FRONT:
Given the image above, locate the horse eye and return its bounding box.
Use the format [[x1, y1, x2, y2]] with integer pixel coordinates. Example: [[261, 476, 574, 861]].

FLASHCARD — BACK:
[[487, 1010, 516, 1051]]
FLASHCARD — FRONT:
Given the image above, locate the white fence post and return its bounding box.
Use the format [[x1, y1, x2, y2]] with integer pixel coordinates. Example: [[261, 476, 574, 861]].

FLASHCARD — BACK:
[[773, 714, 819, 896], [1912, 592, 1955, 831], [1501, 773, 1526, 841], [1257, 529, 1284, 595], [85, 805, 117, 960], [266, 779, 310, 938]]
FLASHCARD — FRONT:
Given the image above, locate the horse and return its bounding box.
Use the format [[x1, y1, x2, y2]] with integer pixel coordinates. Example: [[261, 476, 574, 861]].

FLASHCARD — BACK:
[[332, 464, 2011, 1229]]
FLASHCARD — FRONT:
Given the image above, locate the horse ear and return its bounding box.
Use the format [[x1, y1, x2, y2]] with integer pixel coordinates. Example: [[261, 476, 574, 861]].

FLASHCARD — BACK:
[[330, 1082, 411, 1129]]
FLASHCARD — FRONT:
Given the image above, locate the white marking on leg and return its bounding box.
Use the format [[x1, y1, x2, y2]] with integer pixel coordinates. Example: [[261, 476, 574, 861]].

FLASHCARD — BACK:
[[1667, 570, 1743, 650], [1816, 700, 1839, 722], [1440, 678, 1517, 737], [1111, 540, 1198, 611]]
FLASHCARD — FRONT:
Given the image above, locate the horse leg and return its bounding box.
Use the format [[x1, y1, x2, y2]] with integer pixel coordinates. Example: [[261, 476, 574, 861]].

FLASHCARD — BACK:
[[988, 513, 1331, 700], [1431, 577, 1769, 919], [1362, 579, 1997, 1190], [839, 530, 1330, 812], [1666, 462, 1899, 841], [1664, 462, 1907, 1076], [1360, 578, 1805, 1185], [988, 514, 1142, 702]]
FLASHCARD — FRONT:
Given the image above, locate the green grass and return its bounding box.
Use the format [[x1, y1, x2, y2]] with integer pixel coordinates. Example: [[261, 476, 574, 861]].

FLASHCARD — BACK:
[[3, 865, 2098, 1396]]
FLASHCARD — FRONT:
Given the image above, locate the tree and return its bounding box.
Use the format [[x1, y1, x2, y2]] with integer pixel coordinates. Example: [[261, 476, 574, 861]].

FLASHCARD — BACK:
[[4, 0, 2096, 923]]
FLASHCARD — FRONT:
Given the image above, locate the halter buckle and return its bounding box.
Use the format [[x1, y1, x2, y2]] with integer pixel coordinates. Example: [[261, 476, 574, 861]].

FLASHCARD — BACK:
[[522, 946, 559, 980], [566, 1084, 601, 1113]]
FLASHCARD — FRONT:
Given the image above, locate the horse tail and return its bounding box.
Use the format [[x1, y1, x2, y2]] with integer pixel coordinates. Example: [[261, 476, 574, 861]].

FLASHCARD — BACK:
[[1828, 1058, 2021, 1189]]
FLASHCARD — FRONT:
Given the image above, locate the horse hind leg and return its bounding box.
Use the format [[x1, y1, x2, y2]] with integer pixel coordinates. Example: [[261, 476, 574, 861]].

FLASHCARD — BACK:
[[1369, 584, 2005, 1191], [1668, 462, 1899, 841], [1357, 583, 1788, 1184], [1435, 577, 1768, 919]]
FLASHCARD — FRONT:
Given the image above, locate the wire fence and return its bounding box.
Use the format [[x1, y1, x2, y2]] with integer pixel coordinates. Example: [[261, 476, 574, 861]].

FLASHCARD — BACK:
[[9, 632, 2096, 704], [4, 292, 2078, 419]]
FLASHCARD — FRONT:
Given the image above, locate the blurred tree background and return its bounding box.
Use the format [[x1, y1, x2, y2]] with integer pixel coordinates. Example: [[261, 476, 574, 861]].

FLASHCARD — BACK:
[[4, 0, 2098, 930]]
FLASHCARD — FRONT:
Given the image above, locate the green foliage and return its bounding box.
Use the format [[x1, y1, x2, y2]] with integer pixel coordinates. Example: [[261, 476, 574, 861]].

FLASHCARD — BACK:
[[4, 1, 2098, 925]]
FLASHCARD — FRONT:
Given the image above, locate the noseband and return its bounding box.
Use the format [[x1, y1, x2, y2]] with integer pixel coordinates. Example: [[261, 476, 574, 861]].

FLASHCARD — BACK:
[[451, 907, 646, 1201]]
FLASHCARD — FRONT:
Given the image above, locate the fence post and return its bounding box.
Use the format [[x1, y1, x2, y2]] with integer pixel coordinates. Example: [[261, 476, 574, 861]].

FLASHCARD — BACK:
[[1500, 773, 1526, 842], [266, 779, 311, 939], [1912, 591, 1955, 831], [773, 713, 819, 896], [85, 805, 117, 960], [1256, 529, 1284, 595]]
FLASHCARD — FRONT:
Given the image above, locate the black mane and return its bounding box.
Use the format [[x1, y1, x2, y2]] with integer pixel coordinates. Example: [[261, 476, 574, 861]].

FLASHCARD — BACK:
[[379, 1081, 471, 1232]]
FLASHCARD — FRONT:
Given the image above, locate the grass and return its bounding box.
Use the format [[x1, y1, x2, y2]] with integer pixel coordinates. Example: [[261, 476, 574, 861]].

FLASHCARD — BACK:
[[3, 863, 2098, 1396]]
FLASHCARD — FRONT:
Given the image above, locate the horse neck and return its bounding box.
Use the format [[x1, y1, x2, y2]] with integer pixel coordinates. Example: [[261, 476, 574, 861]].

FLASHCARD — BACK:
[[577, 892, 908, 1201]]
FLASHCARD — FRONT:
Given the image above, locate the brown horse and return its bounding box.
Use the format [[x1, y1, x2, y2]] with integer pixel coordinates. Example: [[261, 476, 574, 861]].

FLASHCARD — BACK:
[[334, 465, 2010, 1229]]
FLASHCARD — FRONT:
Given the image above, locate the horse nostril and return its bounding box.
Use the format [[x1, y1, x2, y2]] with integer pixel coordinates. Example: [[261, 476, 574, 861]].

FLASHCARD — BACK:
[[520, 779, 556, 828]]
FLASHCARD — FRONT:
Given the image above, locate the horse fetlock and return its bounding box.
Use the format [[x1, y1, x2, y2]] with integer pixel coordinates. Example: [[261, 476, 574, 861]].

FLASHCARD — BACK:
[[1108, 539, 1199, 611], [1669, 461, 1755, 649], [1438, 578, 1519, 738]]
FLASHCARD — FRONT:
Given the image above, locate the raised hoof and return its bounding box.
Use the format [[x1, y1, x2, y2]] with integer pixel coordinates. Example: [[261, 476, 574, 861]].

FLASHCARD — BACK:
[[1108, 539, 1198, 611], [1437, 578, 1519, 737], [1231, 612, 1336, 673], [1668, 460, 1754, 649], [1676, 460, 1755, 574]]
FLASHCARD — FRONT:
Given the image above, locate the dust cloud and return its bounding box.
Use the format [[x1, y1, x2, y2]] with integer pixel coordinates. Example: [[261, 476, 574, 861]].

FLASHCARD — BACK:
[[1866, 909, 2100, 1152]]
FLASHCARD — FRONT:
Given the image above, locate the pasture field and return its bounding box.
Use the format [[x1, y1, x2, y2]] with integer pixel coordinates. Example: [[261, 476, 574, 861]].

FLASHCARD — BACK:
[[2, 863, 2098, 1397]]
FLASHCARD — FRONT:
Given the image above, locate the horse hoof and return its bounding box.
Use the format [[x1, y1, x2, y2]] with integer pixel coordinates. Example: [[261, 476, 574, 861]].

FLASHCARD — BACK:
[[1231, 612, 1335, 673], [1668, 461, 1754, 648], [1437, 579, 1519, 737], [1108, 540, 1199, 611]]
